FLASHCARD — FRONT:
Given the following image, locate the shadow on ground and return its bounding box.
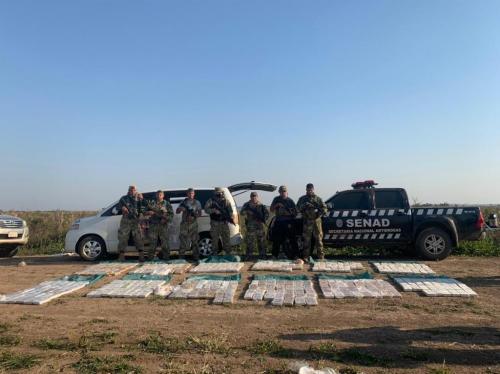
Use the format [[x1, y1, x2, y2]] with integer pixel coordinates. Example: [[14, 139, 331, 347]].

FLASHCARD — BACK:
[[276, 326, 500, 368]]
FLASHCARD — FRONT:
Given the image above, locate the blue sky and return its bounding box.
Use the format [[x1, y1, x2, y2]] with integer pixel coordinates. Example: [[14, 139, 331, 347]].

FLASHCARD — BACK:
[[1, 0, 499, 210]]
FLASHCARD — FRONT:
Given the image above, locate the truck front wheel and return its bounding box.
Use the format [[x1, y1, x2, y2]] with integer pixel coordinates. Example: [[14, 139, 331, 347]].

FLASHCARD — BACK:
[[415, 228, 452, 260]]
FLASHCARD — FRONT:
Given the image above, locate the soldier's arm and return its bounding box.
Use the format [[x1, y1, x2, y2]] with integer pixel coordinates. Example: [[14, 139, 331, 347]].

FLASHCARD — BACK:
[[118, 197, 129, 214], [289, 199, 298, 216], [204, 199, 215, 214], [296, 196, 305, 212], [166, 202, 174, 220], [263, 205, 270, 221], [270, 197, 279, 213], [318, 197, 327, 215], [195, 201, 202, 217], [240, 203, 249, 216]]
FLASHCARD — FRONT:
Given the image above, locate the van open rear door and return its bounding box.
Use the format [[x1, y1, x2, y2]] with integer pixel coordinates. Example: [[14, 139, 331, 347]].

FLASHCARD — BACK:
[[228, 182, 277, 196]]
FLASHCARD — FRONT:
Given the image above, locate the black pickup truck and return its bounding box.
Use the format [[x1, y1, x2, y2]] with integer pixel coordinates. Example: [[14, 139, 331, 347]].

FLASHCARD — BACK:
[[295, 181, 485, 260]]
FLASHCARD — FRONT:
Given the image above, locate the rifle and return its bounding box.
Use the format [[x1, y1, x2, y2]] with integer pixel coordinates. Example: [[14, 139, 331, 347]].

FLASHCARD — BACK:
[[210, 199, 236, 225], [303, 199, 325, 219], [180, 200, 198, 219], [148, 201, 169, 222], [245, 204, 266, 224], [273, 199, 296, 217], [123, 198, 140, 219]]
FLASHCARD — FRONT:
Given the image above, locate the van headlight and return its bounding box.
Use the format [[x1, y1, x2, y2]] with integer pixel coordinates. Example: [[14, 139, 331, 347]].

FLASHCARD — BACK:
[[22, 220, 27, 227]]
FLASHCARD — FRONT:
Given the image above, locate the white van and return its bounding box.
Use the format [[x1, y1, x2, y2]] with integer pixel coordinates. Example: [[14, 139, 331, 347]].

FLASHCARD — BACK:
[[64, 182, 276, 261]]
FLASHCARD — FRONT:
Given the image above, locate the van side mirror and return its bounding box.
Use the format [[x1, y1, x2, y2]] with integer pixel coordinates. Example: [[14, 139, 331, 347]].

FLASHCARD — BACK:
[[327, 203, 333, 209], [112, 207, 118, 215]]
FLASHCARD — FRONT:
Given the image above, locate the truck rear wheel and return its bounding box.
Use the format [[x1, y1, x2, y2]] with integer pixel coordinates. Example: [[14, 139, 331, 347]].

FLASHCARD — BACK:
[[415, 228, 452, 260]]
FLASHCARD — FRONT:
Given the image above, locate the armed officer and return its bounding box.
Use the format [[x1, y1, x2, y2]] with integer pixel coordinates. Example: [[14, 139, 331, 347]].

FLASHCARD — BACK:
[[204, 187, 234, 255], [117, 185, 145, 262], [241, 192, 270, 260], [146, 190, 174, 261], [270, 185, 299, 259], [176, 188, 202, 260], [297, 183, 327, 260]]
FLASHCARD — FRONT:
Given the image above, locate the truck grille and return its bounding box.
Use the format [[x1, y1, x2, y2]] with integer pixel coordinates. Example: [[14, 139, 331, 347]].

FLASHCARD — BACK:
[[0, 220, 23, 229]]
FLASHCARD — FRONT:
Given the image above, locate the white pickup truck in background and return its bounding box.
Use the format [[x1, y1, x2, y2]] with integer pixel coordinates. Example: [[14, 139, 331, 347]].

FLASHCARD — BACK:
[[0, 214, 29, 257]]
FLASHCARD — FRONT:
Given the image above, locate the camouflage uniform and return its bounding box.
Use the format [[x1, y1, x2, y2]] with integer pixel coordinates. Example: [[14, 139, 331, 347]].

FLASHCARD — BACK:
[[241, 201, 270, 259], [204, 193, 234, 255], [179, 198, 202, 260], [117, 194, 145, 257], [297, 194, 327, 259], [146, 199, 173, 260], [270, 196, 299, 259]]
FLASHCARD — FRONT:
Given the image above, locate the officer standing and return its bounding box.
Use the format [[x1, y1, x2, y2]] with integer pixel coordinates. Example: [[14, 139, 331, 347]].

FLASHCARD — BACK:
[[270, 185, 299, 259], [117, 185, 145, 262], [146, 190, 174, 261], [241, 192, 270, 260], [176, 188, 202, 260], [297, 183, 327, 260], [204, 188, 234, 255]]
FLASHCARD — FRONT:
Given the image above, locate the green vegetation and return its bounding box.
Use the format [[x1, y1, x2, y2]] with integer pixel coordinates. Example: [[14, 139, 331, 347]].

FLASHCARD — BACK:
[[137, 333, 231, 355], [247, 339, 286, 355], [137, 334, 185, 354], [0, 335, 20, 347], [72, 353, 142, 374], [186, 335, 231, 354], [456, 236, 500, 256], [33, 337, 78, 351], [0, 351, 39, 370], [2, 210, 97, 256]]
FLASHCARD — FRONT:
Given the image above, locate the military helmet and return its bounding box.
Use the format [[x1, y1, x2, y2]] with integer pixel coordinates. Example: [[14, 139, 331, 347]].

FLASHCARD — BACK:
[[278, 185, 287, 192], [214, 187, 224, 193]]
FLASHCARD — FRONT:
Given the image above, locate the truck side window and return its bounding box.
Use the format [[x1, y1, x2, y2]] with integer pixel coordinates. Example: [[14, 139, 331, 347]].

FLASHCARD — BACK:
[[375, 190, 405, 209], [331, 191, 371, 210]]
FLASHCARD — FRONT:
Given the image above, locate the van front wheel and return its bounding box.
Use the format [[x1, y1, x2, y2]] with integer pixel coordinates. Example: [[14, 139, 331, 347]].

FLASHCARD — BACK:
[[78, 235, 106, 261], [198, 233, 214, 258]]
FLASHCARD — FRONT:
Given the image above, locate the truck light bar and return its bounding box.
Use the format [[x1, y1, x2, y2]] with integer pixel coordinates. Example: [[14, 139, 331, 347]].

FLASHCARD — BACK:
[[352, 180, 378, 189]]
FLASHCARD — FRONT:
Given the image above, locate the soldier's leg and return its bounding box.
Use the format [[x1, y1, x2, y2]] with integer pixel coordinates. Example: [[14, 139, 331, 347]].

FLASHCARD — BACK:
[[301, 223, 313, 260], [117, 220, 132, 260], [257, 227, 267, 259], [286, 222, 300, 259], [221, 223, 231, 255], [190, 223, 199, 261], [271, 221, 284, 258], [245, 230, 256, 258], [131, 223, 145, 262], [314, 219, 325, 259], [147, 225, 158, 260], [179, 223, 188, 259], [211, 221, 221, 254], [159, 226, 170, 260]]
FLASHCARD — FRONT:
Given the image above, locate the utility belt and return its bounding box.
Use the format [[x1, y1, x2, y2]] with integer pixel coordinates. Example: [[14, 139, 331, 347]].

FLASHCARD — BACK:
[[210, 213, 228, 222], [181, 217, 198, 225]]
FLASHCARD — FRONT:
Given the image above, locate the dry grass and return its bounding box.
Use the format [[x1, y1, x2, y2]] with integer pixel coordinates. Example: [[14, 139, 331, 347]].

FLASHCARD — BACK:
[[1, 210, 96, 255]]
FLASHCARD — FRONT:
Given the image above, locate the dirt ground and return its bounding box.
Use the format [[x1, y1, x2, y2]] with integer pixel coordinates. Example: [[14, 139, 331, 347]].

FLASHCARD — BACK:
[[0, 255, 498, 374]]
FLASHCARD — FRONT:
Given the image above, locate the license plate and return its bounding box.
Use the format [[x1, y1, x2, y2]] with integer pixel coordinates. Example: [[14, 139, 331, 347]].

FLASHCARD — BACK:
[[8, 232, 18, 238]]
